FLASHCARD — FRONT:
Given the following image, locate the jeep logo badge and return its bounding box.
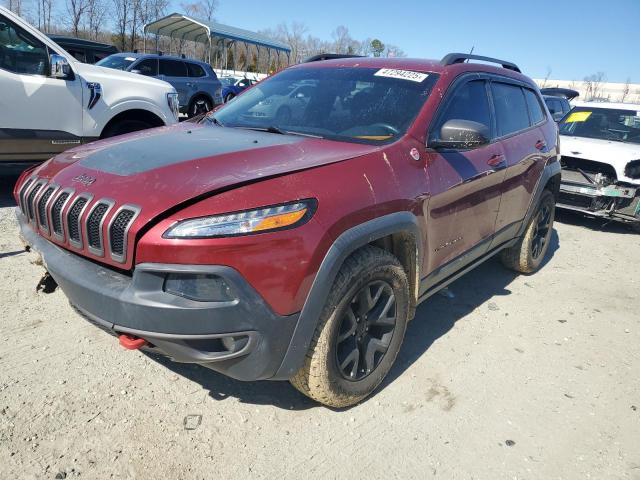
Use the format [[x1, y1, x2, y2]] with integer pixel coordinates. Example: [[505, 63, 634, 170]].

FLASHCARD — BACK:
[[72, 174, 97, 186]]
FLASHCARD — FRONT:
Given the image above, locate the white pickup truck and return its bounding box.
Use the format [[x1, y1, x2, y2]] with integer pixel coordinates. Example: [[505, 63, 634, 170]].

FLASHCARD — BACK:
[[0, 6, 179, 170]]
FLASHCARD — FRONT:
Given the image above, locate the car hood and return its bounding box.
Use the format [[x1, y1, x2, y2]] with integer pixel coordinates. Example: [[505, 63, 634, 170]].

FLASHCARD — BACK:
[[560, 135, 640, 183], [560, 135, 640, 164], [75, 62, 175, 92], [24, 123, 380, 268]]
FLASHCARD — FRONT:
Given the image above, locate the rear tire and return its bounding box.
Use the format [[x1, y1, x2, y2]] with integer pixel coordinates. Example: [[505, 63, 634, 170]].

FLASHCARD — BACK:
[[501, 189, 556, 273], [102, 119, 154, 138], [224, 93, 235, 103], [290, 246, 410, 408]]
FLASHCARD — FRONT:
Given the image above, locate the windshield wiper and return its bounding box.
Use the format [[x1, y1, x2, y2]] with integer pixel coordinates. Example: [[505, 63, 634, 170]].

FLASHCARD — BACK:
[[238, 125, 323, 139], [209, 116, 225, 127]]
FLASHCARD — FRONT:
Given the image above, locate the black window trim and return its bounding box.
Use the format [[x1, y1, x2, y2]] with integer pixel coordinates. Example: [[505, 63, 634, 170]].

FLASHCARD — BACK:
[[426, 72, 498, 152]]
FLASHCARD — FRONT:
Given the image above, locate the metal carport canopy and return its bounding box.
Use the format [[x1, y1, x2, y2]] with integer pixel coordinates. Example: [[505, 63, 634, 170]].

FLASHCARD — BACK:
[[143, 13, 291, 52]]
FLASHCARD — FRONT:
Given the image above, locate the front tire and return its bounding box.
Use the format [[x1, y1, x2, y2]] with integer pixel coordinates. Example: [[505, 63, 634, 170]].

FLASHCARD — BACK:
[[102, 119, 154, 138], [224, 93, 235, 103], [501, 189, 556, 273], [290, 246, 410, 408]]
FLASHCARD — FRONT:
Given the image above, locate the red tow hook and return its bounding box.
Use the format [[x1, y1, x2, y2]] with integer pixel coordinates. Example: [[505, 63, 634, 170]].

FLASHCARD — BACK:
[[118, 334, 148, 350]]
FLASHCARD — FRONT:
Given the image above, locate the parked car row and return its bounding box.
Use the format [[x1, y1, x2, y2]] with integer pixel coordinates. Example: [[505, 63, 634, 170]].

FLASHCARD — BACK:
[[96, 53, 223, 117]]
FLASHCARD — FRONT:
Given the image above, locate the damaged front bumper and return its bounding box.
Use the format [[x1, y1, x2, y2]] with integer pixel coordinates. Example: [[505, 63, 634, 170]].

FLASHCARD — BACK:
[[557, 169, 640, 224], [17, 209, 299, 381]]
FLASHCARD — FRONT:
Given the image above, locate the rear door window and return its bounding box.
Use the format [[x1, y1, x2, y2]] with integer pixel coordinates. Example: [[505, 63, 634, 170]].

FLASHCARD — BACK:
[[186, 62, 205, 77], [491, 82, 530, 136], [136, 58, 158, 76], [160, 59, 188, 77], [523, 88, 545, 125]]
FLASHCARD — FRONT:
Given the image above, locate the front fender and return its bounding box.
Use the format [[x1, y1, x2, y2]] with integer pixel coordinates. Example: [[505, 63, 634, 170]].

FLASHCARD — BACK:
[[273, 211, 422, 380], [84, 99, 175, 138]]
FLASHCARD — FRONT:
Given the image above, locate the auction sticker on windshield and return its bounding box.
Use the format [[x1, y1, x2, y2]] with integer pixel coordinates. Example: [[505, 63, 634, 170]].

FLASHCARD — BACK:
[[565, 111, 592, 123], [374, 69, 429, 83]]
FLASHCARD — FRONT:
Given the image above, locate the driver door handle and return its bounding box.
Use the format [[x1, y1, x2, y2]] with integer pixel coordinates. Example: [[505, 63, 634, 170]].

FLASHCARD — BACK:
[[487, 154, 506, 169]]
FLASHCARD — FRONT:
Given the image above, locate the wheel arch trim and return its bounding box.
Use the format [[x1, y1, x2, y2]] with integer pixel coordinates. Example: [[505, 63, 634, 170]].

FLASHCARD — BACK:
[[273, 211, 422, 380]]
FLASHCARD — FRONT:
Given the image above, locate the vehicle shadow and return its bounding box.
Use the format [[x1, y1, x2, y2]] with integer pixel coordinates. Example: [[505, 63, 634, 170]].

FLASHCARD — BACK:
[[555, 209, 637, 235], [0, 174, 19, 208], [377, 227, 559, 397], [146, 228, 560, 411]]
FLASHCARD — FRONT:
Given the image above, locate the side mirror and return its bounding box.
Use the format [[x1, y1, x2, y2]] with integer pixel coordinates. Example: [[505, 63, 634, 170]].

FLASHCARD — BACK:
[[429, 119, 490, 150], [50, 54, 72, 80]]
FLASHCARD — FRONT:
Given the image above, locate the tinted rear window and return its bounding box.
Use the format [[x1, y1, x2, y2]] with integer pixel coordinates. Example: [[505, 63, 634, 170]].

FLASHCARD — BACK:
[[160, 59, 188, 77], [524, 89, 545, 125], [492, 83, 530, 136]]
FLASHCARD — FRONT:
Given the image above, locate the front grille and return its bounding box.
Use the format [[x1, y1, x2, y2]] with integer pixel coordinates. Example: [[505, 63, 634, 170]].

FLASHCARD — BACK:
[[67, 197, 88, 244], [559, 192, 594, 209], [19, 178, 34, 215], [87, 203, 109, 250], [37, 186, 55, 229], [51, 192, 70, 236], [26, 183, 42, 221], [109, 209, 136, 257]]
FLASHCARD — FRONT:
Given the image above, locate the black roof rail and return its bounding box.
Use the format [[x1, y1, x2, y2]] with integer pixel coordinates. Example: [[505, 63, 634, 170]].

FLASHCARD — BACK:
[[441, 53, 521, 73], [304, 53, 364, 63]]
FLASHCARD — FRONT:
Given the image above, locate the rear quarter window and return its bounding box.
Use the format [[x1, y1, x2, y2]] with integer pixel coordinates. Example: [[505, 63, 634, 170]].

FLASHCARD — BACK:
[[186, 62, 206, 78], [523, 88, 545, 125], [491, 82, 530, 136]]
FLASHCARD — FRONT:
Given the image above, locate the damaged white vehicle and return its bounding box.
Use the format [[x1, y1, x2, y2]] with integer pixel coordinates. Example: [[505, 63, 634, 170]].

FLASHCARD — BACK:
[[558, 101, 640, 230]]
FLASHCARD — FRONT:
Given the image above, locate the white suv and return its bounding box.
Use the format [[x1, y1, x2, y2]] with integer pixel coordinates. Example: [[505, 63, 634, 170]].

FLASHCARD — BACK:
[[0, 6, 179, 170], [558, 101, 640, 230]]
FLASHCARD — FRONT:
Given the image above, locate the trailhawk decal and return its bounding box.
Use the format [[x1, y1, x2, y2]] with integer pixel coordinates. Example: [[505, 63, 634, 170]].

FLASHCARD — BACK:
[[374, 69, 429, 83]]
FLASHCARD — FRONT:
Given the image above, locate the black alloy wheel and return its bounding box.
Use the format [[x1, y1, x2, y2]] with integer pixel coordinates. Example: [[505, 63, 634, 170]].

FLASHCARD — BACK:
[[335, 280, 397, 381], [531, 203, 552, 260]]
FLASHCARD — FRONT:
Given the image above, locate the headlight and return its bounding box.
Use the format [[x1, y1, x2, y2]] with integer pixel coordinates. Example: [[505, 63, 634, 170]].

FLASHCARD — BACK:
[[163, 199, 316, 238], [167, 92, 179, 120]]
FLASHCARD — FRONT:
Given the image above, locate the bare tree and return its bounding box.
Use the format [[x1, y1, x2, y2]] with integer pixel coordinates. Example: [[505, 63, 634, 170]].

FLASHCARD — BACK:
[[113, 0, 131, 50], [584, 72, 606, 101], [85, 0, 107, 40], [620, 78, 630, 103], [67, 0, 89, 37], [6, 0, 24, 15]]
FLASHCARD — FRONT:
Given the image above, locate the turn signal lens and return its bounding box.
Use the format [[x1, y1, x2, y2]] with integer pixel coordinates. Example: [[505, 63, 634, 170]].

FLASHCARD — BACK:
[[163, 200, 315, 238]]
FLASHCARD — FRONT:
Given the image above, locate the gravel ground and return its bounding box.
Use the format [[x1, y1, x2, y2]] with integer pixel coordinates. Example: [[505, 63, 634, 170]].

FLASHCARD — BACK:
[[1, 173, 639, 480]]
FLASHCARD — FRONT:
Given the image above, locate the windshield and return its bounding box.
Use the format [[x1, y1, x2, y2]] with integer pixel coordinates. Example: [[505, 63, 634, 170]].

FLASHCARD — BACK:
[[210, 66, 438, 144], [96, 55, 136, 70], [220, 77, 238, 86], [559, 106, 640, 144]]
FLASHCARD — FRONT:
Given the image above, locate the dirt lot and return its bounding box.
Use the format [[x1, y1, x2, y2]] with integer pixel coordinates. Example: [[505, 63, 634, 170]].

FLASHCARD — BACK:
[[1, 173, 639, 480]]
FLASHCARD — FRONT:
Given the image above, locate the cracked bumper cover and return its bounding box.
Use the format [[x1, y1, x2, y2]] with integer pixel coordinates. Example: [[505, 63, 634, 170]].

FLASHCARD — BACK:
[[558, 174, 640, 223], [17, 210, 299, 381]]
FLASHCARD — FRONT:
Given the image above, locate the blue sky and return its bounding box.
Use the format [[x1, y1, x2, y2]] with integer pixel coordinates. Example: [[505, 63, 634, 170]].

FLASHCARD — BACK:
[[189, 0, 639, 83]]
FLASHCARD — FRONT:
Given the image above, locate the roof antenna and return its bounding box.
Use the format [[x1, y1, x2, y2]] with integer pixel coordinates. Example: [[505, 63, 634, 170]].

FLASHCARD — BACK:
[[466, 46, 474, 62]]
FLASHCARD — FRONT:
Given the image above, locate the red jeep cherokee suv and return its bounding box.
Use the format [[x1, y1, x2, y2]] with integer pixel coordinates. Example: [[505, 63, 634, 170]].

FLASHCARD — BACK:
[[15, 53, 560, 407]]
